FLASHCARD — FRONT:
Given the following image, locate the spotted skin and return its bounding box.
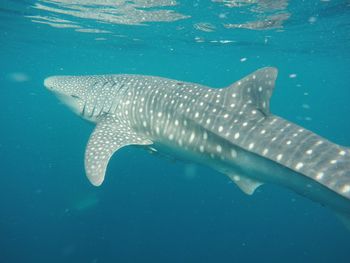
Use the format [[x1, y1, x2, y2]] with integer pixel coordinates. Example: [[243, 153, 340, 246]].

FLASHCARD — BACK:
[[44, 67, 350, 224], [85, 114, 152, 186]]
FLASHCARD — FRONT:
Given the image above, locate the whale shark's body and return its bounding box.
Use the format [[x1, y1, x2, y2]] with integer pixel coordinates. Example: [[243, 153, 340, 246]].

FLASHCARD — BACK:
[[44, 67, 350, 228]]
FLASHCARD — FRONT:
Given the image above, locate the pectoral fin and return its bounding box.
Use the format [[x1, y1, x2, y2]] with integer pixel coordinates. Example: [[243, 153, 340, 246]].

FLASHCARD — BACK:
[[85, 115, 152, 186], [227, 174, 263, 195]]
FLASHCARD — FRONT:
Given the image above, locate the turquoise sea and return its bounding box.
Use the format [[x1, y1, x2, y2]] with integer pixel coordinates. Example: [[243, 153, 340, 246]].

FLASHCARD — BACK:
[[1, 0, 350, 262]]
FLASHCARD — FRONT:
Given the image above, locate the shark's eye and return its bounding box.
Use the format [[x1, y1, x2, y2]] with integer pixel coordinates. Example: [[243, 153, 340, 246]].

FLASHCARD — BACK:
[[71, 95, 81, 99]]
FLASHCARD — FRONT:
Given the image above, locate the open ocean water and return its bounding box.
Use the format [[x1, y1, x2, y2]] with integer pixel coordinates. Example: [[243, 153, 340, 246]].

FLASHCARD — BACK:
[[1, 0, 350, 262]]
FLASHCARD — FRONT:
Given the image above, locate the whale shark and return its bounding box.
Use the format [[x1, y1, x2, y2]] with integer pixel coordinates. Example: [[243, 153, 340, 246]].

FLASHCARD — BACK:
[[44, 67, 350, 229]]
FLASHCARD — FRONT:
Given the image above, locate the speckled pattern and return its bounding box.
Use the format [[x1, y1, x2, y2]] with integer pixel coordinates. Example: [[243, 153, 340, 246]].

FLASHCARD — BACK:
[[44, 67, 350, 200]]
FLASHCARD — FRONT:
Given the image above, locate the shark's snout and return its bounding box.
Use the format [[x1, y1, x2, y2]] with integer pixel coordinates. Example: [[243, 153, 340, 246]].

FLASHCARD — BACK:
[[44, 76, 57, 90]]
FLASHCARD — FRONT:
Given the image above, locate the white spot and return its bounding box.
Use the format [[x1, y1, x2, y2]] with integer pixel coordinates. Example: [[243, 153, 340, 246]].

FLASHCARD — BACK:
[[258, 86, 263, 92], [330, 160, 337, 164], [339, 150, 346, 156], [203, 132, 208, 140], [243, 122, 248, 127], [216, 145, 222, 153], [277, 154, 283, 161], [230, 103, 235, 108], [251, 110, 257, 115], [286, 140, 291, 145], [231, 149, 237, 158], [206, 118, 211, 124], [234, 132, 240, 139], [195, 112, 199, 118], [175, 120, 179, 126], [224, 114, 229, 119], [295, 162, 304, 170], [289, 73, 297, 78], [218, 126, 224, 132], [263, 148, 269, 155], [240, 57, 247, 62], [260, 129, 266, 134], [316, 172, 324, 180], [306, 149, 313, 155], [199, 145, 204, 152], [248, 143, 254, 149], [233, 175, 240, 181], [232, 93, 237, 98], [169, 134, 174, 140], [157, 112, 162, 117], [189, 132, 196, 143], [341, 184, 350, 193], [212, 108, 217, 113]]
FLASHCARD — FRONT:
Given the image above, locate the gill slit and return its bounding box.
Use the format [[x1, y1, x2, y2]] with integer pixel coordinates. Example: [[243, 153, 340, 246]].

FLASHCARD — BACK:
[[81, 99, 87, 117]]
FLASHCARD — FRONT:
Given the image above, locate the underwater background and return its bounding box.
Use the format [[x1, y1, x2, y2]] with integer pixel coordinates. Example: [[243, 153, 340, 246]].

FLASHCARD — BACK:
[[1, 0, 350, 262]]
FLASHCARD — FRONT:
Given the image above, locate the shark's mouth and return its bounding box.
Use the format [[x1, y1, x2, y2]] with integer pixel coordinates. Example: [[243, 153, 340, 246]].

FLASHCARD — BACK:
[[55, 93, 83, 115]]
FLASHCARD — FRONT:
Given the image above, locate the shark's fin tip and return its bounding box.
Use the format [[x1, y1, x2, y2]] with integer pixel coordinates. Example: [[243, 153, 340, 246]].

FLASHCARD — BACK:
[[227, 174, 263, 195], [85, 115, 152, 186]]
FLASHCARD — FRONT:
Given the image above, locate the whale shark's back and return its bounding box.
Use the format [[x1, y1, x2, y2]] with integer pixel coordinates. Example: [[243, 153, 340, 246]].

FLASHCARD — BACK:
[[184, 67, 350, 202]]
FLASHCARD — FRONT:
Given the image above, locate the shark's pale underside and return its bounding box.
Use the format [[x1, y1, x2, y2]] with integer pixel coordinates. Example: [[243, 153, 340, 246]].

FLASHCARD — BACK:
[[44, 67, 350, 228]]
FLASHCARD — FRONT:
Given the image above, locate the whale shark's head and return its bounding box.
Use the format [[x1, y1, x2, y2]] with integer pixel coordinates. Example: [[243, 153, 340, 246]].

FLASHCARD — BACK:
[[44, 75, 92, 115], [44, 75, 107, 122]]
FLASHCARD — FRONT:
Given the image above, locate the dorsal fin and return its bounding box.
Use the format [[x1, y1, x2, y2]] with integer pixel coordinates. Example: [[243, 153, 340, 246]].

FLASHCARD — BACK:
[[223, 67, 278, 115]]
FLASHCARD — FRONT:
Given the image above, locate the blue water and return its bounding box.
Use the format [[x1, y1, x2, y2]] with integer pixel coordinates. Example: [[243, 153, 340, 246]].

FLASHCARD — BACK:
[[1, 0, 350, 262]]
